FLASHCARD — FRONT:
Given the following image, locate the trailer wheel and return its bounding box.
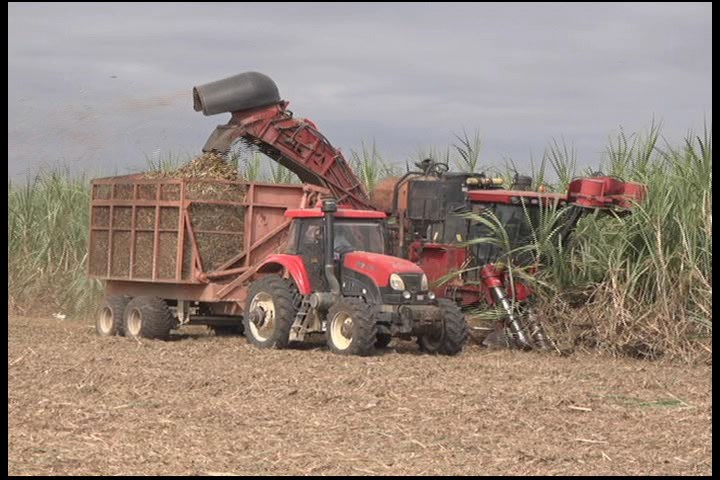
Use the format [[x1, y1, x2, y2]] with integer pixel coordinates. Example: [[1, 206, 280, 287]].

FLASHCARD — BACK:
[[418, 299, 468, 355], [96, 295, 130, 337], [123, 296, 176, 340], [244, 276, 297, 349], [326, 298, 377, 356], [375, 333, 392, 349]]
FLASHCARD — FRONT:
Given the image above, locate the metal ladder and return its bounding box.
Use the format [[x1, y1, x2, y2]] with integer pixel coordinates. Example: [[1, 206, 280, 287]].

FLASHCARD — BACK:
[[289, 296, 312, 342]]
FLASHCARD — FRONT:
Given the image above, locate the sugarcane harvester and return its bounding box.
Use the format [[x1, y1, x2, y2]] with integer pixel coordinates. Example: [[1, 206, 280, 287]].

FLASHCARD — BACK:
[[192, 72, 645, 351], [373, 162, 646, 349]]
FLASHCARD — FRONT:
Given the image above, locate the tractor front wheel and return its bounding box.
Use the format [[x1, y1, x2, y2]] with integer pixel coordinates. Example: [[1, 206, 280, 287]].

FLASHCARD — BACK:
[[417, 299, 468, 355], [326, 298, 377, 356]]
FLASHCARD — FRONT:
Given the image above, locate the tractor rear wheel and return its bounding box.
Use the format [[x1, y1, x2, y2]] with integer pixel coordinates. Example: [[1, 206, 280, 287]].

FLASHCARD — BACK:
[[417, 299, 468, 355], [326, 298, 377, 356], [96, 295, 130, 337], [244, 276, 297, 349], [123, 296, 176, 340]]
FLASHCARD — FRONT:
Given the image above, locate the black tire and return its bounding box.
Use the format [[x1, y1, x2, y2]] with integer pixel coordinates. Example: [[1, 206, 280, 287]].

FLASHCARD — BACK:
[[375, 333, 392, 349], [418, 299, 468, 355], [123, 296, 176, 340], [243, 276, 297, 349], [96, 295, 130, 337], [326, 298, 377, 356], [209, 324, 245, 336]]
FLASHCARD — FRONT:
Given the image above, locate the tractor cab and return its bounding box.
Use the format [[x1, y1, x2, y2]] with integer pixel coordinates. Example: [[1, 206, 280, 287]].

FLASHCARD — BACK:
[[284, 202, 434, 306]]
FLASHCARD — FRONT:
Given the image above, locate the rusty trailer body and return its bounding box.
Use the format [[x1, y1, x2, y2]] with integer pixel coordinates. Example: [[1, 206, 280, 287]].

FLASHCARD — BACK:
[[89, 175, 324, 310]]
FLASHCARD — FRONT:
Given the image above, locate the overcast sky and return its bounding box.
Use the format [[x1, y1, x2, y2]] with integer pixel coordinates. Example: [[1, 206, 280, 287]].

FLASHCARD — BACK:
[[7, 2, 712, 180]]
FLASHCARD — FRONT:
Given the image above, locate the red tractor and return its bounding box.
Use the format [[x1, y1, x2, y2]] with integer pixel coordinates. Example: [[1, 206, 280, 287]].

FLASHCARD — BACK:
[[247, 198, 467, 355]]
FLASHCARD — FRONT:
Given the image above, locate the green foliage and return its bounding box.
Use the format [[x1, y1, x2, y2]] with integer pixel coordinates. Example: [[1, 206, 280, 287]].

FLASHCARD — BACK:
[[458, 125, 712, 357], [452, 129, 482, 173], [144, 151, 187, 174], [8, 169, 103, 316], [350, 141, 396, 192], [268, 163, 298, 184]]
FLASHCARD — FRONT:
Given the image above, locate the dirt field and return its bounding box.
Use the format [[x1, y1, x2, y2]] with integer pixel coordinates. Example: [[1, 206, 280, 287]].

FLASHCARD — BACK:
[[7, 316, 712, 476]]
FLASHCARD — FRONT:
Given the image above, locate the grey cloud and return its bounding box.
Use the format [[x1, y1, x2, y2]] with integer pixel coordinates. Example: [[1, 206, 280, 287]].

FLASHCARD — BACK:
[[8, 2, 712, 179]]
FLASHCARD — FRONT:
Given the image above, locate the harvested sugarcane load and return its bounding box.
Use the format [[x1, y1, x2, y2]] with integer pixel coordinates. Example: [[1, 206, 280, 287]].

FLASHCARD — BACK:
[[145, 152, 239, 181]]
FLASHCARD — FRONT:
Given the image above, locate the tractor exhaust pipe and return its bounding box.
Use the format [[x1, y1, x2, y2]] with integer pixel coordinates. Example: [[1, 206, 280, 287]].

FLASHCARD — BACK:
[[322, 199, 341, 296], [193, 72, 281, 116]]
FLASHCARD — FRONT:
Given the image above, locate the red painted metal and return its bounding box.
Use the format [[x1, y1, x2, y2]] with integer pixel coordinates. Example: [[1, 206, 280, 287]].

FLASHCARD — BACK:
[[405, 236, 482, 305], [204, 266, 250, 280], [285, 208, 387, 219], [343, 251, 424, 287], [175, 181, 185, 280], [184, 209, 204, 279], [203, 102, 373, 210], [256, 254, 313, 295], [467, 189, 567, 205], [480, 264, 504, 289], [467, 178, 645, 210], [408, 242, 468, 295], [508, 280, 531, 302], [151, 194, 161, 280], [567, 176, 647, 209]]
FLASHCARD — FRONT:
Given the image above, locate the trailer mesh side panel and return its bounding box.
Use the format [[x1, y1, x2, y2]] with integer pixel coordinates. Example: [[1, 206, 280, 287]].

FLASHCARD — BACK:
[[134, 232, 154, 279], [111, 231, 131, 277], [160, 207, 179, 230], [136, 207, 155, 230], [89, 231, 109, 276], [92, 206, 110, 228], [188, 203, 245, 272], [113, 207, 132, 229], [157, 232, 178, 279], [88, 177, 309, 287], [137, 183, 157, 200]]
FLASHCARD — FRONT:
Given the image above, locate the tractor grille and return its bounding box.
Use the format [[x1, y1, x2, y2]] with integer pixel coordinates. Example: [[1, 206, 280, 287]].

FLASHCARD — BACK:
[[401, 274, 423, 292]]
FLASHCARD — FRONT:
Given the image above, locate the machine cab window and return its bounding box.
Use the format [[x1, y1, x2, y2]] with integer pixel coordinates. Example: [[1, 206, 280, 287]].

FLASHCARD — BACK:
[[287, 218, 386, 256]]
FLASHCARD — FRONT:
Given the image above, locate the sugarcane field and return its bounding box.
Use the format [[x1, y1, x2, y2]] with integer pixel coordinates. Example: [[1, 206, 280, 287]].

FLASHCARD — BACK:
[[8, 3, 712, 476]]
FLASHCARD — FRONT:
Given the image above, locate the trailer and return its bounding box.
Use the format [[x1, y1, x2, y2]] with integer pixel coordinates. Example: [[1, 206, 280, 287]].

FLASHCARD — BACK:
[[90, 174, 325, 335]]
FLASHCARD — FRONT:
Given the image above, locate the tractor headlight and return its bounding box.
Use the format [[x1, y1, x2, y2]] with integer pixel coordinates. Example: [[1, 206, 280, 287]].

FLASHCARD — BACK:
[[420, 274, 429, 291], [389, 273, 405, 291]]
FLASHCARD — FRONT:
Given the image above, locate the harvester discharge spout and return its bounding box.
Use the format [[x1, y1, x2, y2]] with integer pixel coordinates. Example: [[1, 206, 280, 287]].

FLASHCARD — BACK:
[[194, 72, 373, 211]]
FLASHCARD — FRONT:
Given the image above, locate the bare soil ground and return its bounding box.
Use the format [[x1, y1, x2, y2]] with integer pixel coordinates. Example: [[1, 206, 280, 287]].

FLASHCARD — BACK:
[[8, 316, 712, 476]]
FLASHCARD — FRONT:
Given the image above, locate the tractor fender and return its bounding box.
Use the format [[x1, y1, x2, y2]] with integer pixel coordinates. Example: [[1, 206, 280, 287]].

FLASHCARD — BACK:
[[256, 254, 312, 295]]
